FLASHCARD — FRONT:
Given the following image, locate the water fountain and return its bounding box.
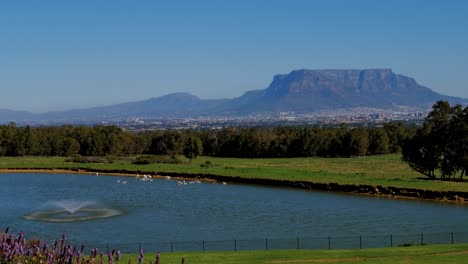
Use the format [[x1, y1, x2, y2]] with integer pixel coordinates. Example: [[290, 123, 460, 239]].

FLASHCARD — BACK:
[[24, 200, 122, 222]]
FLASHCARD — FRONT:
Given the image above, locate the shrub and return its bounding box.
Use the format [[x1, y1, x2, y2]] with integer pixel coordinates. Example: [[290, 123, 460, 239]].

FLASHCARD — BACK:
[[132, 155, 184, 165], [200, 161, 215, 168], [398, 243, 414, 247], [65, 155, 109, 163]]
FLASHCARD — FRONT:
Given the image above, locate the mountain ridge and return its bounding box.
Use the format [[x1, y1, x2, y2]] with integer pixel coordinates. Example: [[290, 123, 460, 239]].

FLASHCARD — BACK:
[[1, 69, 467, 123]]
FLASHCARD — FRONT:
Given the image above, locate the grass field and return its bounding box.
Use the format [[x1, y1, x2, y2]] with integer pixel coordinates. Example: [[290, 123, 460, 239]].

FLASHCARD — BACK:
[[0, 154, 467, 192], [118, 244, 468, 264]]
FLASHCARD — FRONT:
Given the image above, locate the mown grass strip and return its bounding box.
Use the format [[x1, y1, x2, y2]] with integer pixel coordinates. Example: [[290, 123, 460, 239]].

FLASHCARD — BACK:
[[118, 243, 468, 264]]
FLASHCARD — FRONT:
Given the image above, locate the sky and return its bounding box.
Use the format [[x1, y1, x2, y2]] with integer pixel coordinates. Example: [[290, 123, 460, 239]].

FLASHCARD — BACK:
[[1, 0, 467, 113]]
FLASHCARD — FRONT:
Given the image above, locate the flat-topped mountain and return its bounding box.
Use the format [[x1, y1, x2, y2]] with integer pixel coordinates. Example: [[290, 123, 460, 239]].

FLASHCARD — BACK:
[[2, 69, 467, 123], [225, 69, 466, 113]]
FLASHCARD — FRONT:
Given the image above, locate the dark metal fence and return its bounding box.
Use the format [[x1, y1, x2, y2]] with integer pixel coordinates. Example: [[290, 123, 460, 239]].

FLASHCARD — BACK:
[[88, 231, 468, 253]]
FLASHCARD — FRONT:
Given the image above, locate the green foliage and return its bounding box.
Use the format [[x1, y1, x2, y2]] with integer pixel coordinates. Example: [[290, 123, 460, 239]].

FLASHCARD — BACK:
[[132, 155, 184, 165], [368, 128, 390, 155], [183, 136, 203, 161], [0, 123, 414, 159], [200, 160, 215, 168], [65, 155, 109, 163], [403, 101, 468, 180]]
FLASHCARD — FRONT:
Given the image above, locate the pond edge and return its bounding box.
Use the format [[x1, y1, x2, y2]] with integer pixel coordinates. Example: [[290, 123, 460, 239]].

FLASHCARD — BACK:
[[1, 168, 467, 204]]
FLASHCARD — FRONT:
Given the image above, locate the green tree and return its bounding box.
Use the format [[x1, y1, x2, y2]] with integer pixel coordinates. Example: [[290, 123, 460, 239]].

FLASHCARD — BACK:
[[183, 136, 203, 161], [368, 128, 390, 155], [348, 128, 369, 156], [402, 124, 439, 179], [62, 138, 81, 156], [402, 101, 468, 180], [384, 122, 412, 153]]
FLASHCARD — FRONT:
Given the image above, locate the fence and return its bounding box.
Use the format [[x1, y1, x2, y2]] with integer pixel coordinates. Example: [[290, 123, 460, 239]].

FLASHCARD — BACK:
[[86, 231, 468, 253]]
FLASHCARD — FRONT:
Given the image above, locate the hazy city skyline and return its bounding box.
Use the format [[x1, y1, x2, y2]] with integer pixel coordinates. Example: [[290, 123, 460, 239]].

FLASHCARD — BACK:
[[1, 0, 467, 113]]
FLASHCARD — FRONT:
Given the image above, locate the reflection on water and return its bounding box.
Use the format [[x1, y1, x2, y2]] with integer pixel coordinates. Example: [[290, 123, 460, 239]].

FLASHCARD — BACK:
[[24, 208, 122, 222]]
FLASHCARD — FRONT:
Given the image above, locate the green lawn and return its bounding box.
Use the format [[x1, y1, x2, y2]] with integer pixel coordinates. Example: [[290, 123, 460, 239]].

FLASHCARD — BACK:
[[0, 154, 467, 192], [2, 156, 468, 263], [118, 244, 468, 264]]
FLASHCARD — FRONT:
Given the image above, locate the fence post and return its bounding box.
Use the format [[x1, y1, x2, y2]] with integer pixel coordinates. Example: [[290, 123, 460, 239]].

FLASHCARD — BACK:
[[296, 238, 299, 249], [265, 239, 268, 250], [390, 234, 393, 248], [359, 235, 362, 249], [421, 233, 424, 245], [234, 240, 237, 252], [202, 240, 205, 252], [328, 236, 331, 250], [451, 232, 454, 244]]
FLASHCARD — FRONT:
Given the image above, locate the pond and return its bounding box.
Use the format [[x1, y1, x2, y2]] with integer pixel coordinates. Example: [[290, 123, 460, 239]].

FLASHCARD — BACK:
[[1, 173, 468, 252]]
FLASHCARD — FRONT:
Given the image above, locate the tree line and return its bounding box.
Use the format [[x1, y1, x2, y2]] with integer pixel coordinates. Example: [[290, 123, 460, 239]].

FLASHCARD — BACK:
[[0, 122, 415, 158]]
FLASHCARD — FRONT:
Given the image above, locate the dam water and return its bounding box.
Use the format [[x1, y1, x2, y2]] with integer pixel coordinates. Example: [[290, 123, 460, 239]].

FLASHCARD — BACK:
[[1, 173, 468, 251]]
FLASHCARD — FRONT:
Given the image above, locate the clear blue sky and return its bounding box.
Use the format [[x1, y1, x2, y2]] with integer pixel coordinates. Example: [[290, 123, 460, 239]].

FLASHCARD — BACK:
[[1, 0, 467, 113]]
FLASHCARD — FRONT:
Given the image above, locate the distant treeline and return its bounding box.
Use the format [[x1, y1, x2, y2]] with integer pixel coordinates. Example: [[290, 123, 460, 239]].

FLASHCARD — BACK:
[[0, 122, 415, 158]]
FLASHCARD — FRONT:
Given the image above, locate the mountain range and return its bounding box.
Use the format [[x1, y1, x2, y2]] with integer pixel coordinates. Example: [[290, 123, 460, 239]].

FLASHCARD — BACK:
[[2, 69, 467, 123]]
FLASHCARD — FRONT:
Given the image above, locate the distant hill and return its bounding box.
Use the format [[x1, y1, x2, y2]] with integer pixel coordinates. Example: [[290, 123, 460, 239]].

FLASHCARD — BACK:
[[42, 93, 226, 121], [0, 109, 33, 123], [1, 69, 467, 123]]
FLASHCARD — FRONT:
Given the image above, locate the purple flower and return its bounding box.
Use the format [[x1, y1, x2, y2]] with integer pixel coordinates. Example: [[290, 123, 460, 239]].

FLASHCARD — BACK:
[[156, 251, 161, 264], [18, 244, 24, 255], [138, 248, 144, 264], [60, 233, 66, 249], [25, 247, 32, 256], [48, 252, 55, 264], [43, 242, 48, 255]]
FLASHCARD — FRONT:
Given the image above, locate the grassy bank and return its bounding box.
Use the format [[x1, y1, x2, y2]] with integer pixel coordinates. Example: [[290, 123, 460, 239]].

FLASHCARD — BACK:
[[0, 154, 467, 193], [119, 244, 468, 264]]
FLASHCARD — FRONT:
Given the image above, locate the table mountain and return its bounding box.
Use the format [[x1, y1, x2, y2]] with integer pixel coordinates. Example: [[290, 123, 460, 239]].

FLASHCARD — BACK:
[[224, 69, 466, 113]]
